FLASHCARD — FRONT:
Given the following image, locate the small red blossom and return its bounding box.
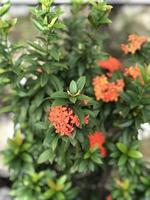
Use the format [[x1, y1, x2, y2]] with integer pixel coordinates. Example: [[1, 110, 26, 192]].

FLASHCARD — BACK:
[[121, 34, 147, 54], [48, 106, 89, 136], [98, 56, 122, 73], [92, 75, 125, 102], [88, 131, 107, 157]]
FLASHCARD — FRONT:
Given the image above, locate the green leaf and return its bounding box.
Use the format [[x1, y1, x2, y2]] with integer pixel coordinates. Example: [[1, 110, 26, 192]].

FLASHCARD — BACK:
[[110, 152, 119, 158], [88, 161, 95, 172], [77, 94, 92, 102], [50, 75, 63, 90], [69, 80, 78, 94], [57, 175, 67, 185], [91, 153, 102, 164], [32, 19, 44, 31], [116, 143, 127, 154], [0, 105, 12, 114], [38, 149, 51, 164], [139, 64, 147, 83], [53, 22, 66, 29], [130, 141, 140, 150], [56, 192, 65, 200], [140, 176, 149, 185], [48, 17, 58, 28], [43, 189, 55, 198], [114, 119, 133, 129], [51, 91, 68, 99], [120, 92, 131, 103], [51, 48, 59, 61], [40, 73, 48, 87], [22, 153, 33, 163], [28, 41, 46, 56], [77, 76, 86, 92], [69, 97, 77, 104], [118, 155, 127, 166], [0, 77, 10, 84], [52, 99, 67, 106], [0, 3, 10, 17], [51, 136, 59, 151], [84, 152, 90, 159], [78, 161, 87, 172], [128, 150, 143, 159], [34, 91, 44, 107], [34, 122, 48, 130]]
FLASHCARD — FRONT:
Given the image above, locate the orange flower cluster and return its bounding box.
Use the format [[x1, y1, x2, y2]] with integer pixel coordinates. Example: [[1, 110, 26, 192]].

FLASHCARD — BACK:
[[88, 131, 106, 157], [92, 75, 125, 102], [121, 34, 147, 54], [124, 65, 144, 84], [98, 56, 122, 73], [48, 106, 88, 136]]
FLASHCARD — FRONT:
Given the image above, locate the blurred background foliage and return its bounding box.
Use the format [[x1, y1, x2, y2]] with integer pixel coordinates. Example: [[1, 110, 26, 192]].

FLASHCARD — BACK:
[[1, 0, 150, 172]]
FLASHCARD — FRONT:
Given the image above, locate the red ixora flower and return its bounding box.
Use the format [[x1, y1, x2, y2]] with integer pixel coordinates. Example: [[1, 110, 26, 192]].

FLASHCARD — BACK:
[[98, 56, 122, 73], [124, 64, 144, 84], [92, 75, 125, 102], [88, 131, 107, 157], [48, 105, 88, 136], [121, 34, 147, 54]]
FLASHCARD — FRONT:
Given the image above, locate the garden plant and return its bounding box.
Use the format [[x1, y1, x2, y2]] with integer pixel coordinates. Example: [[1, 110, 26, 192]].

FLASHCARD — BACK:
[[0, 0, 150, 199]]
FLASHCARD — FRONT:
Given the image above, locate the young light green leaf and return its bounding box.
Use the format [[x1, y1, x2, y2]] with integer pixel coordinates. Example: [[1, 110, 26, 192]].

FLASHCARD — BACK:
[[116, 143, 127, 154], [69, 80, 78, 94], [128, 150, 143, 159], [0, 2, 10, 17], [48, 17, 58, 28]]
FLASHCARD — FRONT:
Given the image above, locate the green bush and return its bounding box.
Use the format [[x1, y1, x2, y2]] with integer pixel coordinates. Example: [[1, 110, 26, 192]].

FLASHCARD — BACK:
[[1, 1, 150, 200]]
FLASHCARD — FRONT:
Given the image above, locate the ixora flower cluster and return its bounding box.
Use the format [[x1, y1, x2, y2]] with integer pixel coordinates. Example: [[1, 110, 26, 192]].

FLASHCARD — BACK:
[[92, 75, 124, 102], [92, 35, 147, 103], [48, 105, 106, 157], [1, 1, 150, 200], [121, 34, 147, 54], [48, 105, 89, 136]]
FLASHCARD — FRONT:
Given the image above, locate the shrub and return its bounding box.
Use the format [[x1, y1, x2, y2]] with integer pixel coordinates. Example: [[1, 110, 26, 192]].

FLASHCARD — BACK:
[[1, 0, 150, 200]]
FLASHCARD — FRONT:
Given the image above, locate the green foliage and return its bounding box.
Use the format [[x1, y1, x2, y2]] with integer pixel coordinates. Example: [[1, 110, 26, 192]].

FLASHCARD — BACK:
[[88, 0, 112, 27], [0, 0, 150, 200], [10, 171, 78, 200]]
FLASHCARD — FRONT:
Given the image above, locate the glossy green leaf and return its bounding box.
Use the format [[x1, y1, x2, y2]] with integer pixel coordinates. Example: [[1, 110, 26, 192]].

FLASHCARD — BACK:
[[116, 143, 127, 154], [69, 80, 78, 94], [51, 91, 68, 99], [38, 149, 51, 164], [77, 76, 86, 92], [128, 150, 143, 159], [0, 3, 10, 17], [118, 155, 127, 166]]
